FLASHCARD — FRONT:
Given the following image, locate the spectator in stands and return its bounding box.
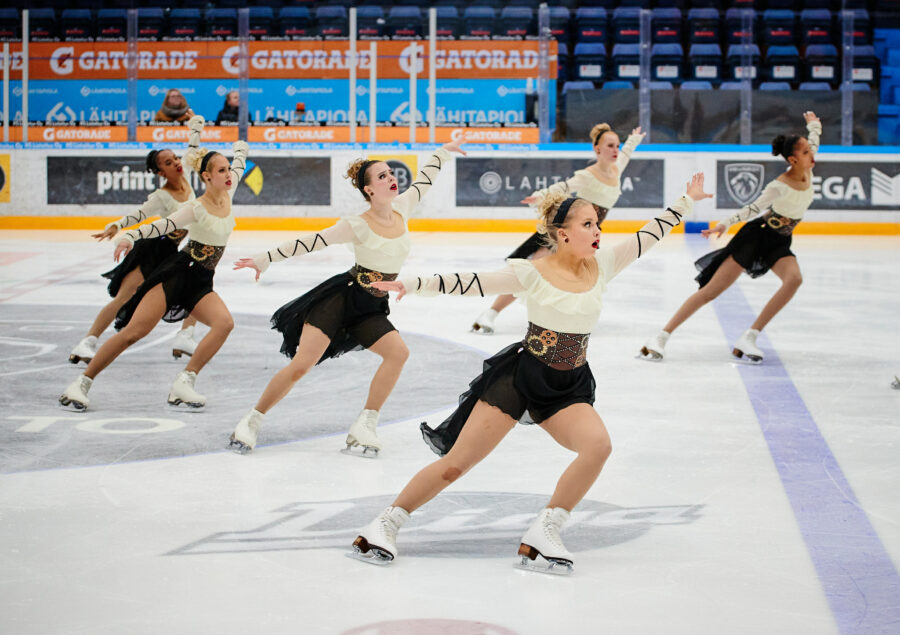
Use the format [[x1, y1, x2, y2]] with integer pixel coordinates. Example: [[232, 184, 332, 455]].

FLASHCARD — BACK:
[[154, 89, 195, 123], [215, 91, 240, 126]]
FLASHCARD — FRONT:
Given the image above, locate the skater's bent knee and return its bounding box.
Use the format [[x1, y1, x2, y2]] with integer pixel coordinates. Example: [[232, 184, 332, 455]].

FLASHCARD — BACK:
[[784, 273, 802, 289]]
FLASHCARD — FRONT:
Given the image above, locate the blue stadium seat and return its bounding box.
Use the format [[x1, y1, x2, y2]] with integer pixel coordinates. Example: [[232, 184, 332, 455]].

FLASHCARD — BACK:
[[356, 6, 384, 40], [602, 81, 635, 89], [687, 8, 719, 45], [761, 10, 796, 46], [841, 10, 870, 46], [759, 81, 791, 90], [574, 8, 607, 44], [138, 8, 164, 41], [765, 45, 800, 82], [680, 80, 713, 89], [611, 43, 640, 81], [461, 7, 495, 39], [167, 9, 201, 40], [278, 7, 314, 39], [562, 80, 595, 94], [315, 6, 348, 39], [650, 80, 674, 89], [651, 43, 683, 82], [0, 8, 19, 41], [248, 7, 274, 40], [804, 44, 838, 83], [612, 7, 640, 44], [726, 44, 761, 81], [799, 82, 833, 90], [28, 8, 57, 42], [652, 8, 681, 44], [799, 9, 832, 45], [497, 7, 533, 39], [95, 9, 126, 42], [725, 9, 756, 45], [850, 45, 879, 84], [387, 7, 424, 40], [432, 6, 458, 40], [573, 43, 607, 81], [719, 81, 744, 90], [689, 44, 723, 82], [852, 82, 871, 91], [549, 7, 571, 43], [205, 9, 237, 39]]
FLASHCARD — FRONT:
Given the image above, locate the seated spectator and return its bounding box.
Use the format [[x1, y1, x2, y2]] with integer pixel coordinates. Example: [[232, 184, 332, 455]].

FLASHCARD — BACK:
[[215, 91, 240, 126], [153, 89, 195, 123]]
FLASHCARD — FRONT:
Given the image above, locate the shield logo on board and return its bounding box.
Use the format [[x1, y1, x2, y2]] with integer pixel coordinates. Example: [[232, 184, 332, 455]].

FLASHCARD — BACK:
[[724, 163, 765, 206]]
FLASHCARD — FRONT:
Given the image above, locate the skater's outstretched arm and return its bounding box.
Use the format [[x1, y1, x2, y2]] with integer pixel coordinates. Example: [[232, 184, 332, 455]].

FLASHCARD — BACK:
[[227, 141, 249, 197], [804, 112, 822, 155], [113, 202, 200, 261], [234, 220, 356, 280], [393, 141, 464, 217], [181, 115, 205, 175], [96, 191, 172, 240], [373, 267, 525, 301], [615, 127, 645, 173], [605, 173, 709, 280]]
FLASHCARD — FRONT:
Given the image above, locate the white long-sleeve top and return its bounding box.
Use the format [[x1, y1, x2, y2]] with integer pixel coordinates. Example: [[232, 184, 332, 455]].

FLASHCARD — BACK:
[[251, 148, 452, 275], [402, 195, 694, 334], [105, 125, 204, 231], [119, 142, 248, 248], [529, 132, 643, 208], [722, 120, 822, 228]]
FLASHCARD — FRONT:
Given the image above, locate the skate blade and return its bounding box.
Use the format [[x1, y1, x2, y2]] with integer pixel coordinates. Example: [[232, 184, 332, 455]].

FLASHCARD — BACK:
[[731, 349, 763, 364], [346, 537, 393, 565], [471, 323, 494, 335], [341, 443, 380, 459], [228, 436, 253, 455], [68, 355, 91, 365], [892, 376, 900, 390], [514, 556, 573, 576], [172, 348, 193, 359], [58, 397, 87, 412], [167, 398, 205, 409], [636, 347, 663, 362]]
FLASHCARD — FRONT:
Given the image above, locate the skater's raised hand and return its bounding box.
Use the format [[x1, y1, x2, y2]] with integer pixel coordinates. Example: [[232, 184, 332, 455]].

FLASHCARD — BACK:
[[803, 111, 819, 125], [371, 279, 407, 301], [685, 172, 712, 202], [630, 126, 646, 140], [93, 224, 118, 241], [233, 257, 262, 281], [113, 239, 132, 262], [701, 223, 727, 239], [441, 138, 467, 157]]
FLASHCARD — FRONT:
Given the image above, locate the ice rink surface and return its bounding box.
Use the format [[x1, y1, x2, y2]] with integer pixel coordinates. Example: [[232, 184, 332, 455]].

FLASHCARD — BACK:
[[1, 228, 898, 635]]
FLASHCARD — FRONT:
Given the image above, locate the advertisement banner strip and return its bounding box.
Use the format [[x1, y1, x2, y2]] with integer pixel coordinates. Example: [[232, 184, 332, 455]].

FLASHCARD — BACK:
[[5, 41, 558, 80]]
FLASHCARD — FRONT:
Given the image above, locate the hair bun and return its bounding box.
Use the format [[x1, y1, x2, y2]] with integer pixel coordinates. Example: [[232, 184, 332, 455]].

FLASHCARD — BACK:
[[771, 135, 787, 157]]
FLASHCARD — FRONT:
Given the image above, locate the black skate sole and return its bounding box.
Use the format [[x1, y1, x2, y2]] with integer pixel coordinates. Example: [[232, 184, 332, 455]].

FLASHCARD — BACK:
[[732, 348, 763, 364], [228, 436, 253, 455], [58, 397, 87, 411], [347, 536, 393, 565], [172, 349, 194, 359], [515, 543, 573, 575], [68, 355, 92, 365]]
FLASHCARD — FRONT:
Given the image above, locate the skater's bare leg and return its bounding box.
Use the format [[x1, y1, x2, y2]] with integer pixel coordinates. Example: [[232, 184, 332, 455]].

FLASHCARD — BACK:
[[84, 284, 167, 378], [254, 323, 331, 413], [541, 403, 612, 511], [662, 256, 744, 334], [86, 268, 144, 338], [363, 330, 409, 411], [181, 315, 198, 329], [183, 292, 233, 374], [393, 401, 516, 512], [750, 256, 802, 332]]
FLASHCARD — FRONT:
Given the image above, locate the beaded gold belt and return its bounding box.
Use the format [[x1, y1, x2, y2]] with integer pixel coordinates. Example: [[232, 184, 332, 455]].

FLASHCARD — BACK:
[[523, 322, 590, 370], [763, 211, 800, 236], [349, 264, 398, 297], [182, 240, 225, 270], [167, 229, 188, 242]]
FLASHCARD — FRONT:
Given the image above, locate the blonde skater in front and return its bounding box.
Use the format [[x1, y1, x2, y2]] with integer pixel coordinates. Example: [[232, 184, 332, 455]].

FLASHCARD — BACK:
[[351, 174, 712, 573]]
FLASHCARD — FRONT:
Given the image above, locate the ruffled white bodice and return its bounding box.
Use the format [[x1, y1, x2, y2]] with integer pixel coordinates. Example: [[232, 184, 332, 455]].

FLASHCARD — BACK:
[[184, 200, 236, 246], [767, 180, 815, 220], [342, 214, 412, 274]]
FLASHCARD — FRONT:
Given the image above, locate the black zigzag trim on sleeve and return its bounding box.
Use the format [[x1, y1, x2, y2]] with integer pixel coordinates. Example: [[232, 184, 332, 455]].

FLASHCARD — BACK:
[[635, 209, 683, 258], [435, 273, 484, 297], [408, 154, 443, 202], [271, 233, 328, 261]]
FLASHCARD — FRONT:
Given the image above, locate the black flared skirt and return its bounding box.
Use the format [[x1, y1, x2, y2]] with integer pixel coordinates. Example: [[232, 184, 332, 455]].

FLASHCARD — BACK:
[[421, 342, 596, 456], [270, 270, 395, 363], [114, 252, 214, 329], [101, 235, 180, 298], [694, 219, 795, 288], [507, 232, 545, 260]]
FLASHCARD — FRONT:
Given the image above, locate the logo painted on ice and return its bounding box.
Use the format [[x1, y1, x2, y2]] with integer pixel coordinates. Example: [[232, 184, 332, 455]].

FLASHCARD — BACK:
[[724, 163, 765, 206], [169, 492, 703, 558]]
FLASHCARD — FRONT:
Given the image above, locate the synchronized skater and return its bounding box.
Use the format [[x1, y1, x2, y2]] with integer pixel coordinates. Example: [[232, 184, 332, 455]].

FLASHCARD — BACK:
[[59, 125, 249, 411], [471, 123, 645, 334], [228, 140, 466, 455], [68, 117, 206, 365], [640, 111, 821, 363], [349, 173, 711, 572]]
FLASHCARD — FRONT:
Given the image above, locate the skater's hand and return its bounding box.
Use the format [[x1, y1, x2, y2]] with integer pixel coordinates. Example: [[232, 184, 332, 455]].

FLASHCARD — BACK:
[[233, 258, 262, 281], [93, 225, 118, 241], [701, 223, 727, 239], [371, 280, 407, 301], [521, 195, 538, 205], [630, 126, 646, 140], [685, 172, 712, 202], [114, 240, 132, 262], [803, 111, 819, 125], [441, 138, 467, 156]]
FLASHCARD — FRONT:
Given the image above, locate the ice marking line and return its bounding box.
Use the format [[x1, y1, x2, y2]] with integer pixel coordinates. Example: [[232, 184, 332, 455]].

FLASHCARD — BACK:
[[0, 254, 109, 303], [690, 236, 900, 634]]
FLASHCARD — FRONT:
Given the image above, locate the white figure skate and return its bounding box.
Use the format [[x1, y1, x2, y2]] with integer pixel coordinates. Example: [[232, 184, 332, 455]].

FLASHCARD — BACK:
[[59, 375, 92, 411], [732, 328, 763, 363], [172, 325, 197, 359], [167, 370, 206, 408], [515, 507, 574, 575], [639, 330, 670, 361], [343, 409, 382, 457], [349, 506, 410, 565], [471, 308, 498, 334], [892, 376, 900, 390], [68, 335, 98, 365], [229, 409, 264, 454]]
